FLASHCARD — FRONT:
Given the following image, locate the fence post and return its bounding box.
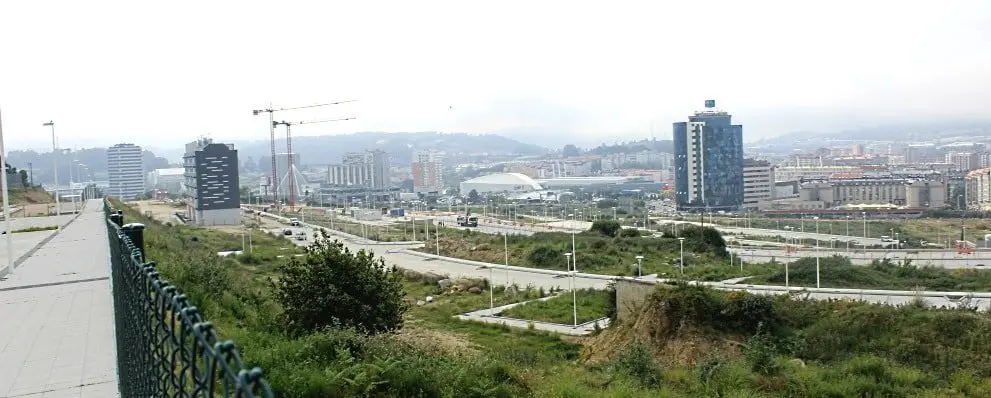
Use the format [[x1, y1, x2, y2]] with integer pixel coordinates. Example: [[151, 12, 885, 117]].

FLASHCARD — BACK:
[[121, 223, 146, 261], [110, 211, 124, 227]]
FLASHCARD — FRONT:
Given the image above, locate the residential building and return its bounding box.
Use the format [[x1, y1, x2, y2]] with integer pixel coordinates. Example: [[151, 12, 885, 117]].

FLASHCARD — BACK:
[[964, 168, 991, 210], [106, 143, 145, 199], [412, 150, 444, 193], [797, 178, 945, 208], [743, 159, 774, 211], [327, 150, 391, 188], [945, 152, 980, 171], [183, 138, 240, 226], [673, 100, 744, 211], [775, 166, 862, 182]]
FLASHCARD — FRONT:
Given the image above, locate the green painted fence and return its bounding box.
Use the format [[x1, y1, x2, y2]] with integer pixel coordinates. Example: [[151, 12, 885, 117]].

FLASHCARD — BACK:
[[104, 201, 273, 396]]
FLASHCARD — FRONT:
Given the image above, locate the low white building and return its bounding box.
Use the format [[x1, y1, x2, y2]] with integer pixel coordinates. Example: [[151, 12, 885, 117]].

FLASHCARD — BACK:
[[460, 173, 543, 195], [146, 168, 185, 194]]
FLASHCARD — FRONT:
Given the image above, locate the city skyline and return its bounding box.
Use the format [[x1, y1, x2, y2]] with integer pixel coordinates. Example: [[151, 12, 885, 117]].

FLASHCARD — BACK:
[[1, 1, 989, 150]]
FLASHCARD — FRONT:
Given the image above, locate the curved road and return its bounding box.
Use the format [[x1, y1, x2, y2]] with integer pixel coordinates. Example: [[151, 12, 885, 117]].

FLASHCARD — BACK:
[[251, 210, 991, 311]]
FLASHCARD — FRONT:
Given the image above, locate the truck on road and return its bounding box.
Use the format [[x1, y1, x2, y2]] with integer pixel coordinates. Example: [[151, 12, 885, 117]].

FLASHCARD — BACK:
[[457, 213, 478, 227]]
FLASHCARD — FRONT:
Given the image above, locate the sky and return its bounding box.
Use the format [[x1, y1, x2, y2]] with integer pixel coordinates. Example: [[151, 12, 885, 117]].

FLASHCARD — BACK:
[[1, 0, 989, 151]]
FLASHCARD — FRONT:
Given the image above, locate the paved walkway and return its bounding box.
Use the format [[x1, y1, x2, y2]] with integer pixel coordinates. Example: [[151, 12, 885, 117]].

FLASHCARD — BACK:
[[457, 294, 611, 336], [0, 200, 117, 397]]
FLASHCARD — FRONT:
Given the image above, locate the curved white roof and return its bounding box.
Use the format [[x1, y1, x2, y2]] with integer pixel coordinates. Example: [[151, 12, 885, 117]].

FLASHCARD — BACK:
[[463, 173, 543, 190]]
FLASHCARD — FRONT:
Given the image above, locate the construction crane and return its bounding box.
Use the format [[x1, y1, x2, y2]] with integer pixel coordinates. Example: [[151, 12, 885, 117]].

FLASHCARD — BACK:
[[253, 100, 356, 209], [272, 117, 355, 212]]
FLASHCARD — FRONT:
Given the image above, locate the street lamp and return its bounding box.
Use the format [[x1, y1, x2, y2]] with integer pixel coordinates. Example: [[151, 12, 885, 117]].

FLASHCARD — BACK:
[[568, 213, 577, 271], [635, 255, 644, 278], [43, 121, 60, 227], [564, 252, 577, 327], [785, 236, 791, 287], [678, 237, 685, 274], [815, 242, 821, 288], [846, 216, 851, 250], [862, 211, 868, 240], [0, 108, 14, 275]]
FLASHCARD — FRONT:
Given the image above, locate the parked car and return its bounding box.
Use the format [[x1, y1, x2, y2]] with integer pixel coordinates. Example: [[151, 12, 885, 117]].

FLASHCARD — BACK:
[[289, 218, 300, 226], [295, 232, 307, 241], [283, 229, 293, 236]]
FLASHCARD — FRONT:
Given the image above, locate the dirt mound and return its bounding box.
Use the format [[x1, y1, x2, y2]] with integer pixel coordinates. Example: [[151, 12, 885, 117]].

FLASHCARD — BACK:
[[395, 322, 480, 357], [582, 298, 743, 367]]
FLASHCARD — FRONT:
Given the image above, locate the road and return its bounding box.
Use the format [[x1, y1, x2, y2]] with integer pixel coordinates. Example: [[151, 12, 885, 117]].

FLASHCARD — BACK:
[[654, 219, 886, 246], [246, 211, 991, 311], [729, 246, 991, 268]]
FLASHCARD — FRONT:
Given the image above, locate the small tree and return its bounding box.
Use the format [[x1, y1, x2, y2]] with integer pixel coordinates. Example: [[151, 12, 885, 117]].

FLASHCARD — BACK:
[[273, 232, 408, 335], [467, 189, 480, 205]]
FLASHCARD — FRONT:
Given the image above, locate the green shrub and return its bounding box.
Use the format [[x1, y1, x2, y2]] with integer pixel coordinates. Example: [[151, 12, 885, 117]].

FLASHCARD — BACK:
[[618, 228, 641, 238], [528, 246, 564, 268], [589, 220, 621, 237], [614, 341, 662, 388], [273, 233, 408, 335]]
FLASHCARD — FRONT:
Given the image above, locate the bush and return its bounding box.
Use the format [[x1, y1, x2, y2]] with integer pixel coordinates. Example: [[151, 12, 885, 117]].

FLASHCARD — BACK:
[[589, 220, 622, 237], [614, 341, 662, 388], [528, 246, 564, 268], [618, 228, 641, 238], [273, 232, 409, 335]]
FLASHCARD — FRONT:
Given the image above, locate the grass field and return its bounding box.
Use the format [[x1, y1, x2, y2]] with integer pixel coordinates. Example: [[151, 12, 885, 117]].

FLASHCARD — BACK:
[[114, 199, 991, 397], [705, 215, 986, 247], [499, 289, 611, 325]]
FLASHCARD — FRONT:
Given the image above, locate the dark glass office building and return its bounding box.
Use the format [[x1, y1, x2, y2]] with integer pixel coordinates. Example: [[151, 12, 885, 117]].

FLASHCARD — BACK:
[[673, 101, 744, 211]]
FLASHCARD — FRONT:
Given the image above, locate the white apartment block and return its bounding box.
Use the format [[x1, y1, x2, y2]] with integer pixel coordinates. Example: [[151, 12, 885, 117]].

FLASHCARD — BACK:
[[107, 143, 145, 199], [743, 159, 775, 211]]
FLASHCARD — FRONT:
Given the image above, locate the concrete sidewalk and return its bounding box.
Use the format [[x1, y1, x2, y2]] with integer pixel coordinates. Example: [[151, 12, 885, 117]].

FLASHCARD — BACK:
[[0, 200, 117, 397]]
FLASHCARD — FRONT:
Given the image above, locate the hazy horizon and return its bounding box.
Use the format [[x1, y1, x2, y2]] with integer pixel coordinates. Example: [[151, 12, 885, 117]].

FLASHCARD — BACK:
[[2, 1, 989, 151]]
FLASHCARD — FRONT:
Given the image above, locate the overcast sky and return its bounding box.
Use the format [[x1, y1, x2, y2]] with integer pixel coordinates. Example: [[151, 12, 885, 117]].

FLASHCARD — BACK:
[[1, 0, 989, 151]]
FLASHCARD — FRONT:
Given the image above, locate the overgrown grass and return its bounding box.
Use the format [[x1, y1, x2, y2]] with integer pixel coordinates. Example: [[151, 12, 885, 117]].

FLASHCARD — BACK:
[[414, 228, 737, 278], [499, 289, 610, 325], [11, 225, 58, 233]]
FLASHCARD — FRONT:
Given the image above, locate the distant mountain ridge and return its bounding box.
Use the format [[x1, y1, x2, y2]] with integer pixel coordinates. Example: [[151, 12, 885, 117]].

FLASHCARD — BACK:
[[231, 131, 547, 166]]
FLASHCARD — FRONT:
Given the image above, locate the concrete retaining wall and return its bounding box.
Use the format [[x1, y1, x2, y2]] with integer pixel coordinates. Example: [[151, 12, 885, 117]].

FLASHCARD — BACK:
[[615, 279, 657, 322]]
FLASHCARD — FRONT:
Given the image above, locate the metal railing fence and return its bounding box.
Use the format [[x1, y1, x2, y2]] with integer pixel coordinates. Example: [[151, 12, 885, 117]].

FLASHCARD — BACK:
[[104, 201, 273, 397]]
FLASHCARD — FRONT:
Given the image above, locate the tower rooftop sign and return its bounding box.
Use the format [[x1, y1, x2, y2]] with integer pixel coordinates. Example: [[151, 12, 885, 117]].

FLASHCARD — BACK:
[[704, 100, 716, 108]]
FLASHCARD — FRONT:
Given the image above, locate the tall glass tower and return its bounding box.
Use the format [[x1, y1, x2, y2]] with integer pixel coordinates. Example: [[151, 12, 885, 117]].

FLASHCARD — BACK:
[[673, 100, 744, 211]]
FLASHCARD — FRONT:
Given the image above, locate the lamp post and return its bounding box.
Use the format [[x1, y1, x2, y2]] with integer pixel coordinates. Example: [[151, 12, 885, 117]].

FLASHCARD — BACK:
[[815, 243, 821, 288], [678, 237, 685, 274], [635, 255, 644, 278], [569, 213, 577, 272], [895, 232, 900, 250], [564, 252, 576, 327], [786, 236, 791, 287], [43, 121, 60, 227], [862, 211, 867, 240], [846, 216, 851, 250], [0, 107, 14, 275]]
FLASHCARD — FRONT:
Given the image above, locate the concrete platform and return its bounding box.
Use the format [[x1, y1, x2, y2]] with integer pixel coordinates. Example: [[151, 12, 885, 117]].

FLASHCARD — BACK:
[[0, 200, 118, 397]]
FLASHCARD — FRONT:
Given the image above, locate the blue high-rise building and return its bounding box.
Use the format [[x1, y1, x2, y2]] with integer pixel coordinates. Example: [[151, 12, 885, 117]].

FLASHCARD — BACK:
[[673, 100, 744, 211]]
